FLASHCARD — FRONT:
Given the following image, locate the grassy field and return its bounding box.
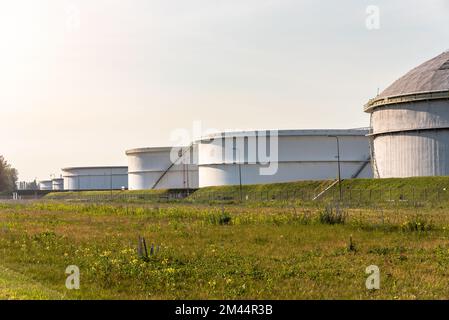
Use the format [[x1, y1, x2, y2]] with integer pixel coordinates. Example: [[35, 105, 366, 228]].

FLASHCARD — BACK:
[[0, 265, 65, 300], [1, 200, 449, 299]]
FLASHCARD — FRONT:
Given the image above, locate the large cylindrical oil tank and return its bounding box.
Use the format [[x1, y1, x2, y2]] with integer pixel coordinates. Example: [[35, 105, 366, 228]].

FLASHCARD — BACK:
[[62, 166, 128, 191], [39, 180, 53, 191], [196, 129, 372, 188], [365, 51, 449, 178], [126, 146, 199, 190], [52, 178, 64, 191]]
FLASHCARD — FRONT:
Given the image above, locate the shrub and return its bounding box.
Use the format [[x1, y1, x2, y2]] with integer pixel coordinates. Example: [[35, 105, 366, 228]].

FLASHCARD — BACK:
[[319, 204, 347, 225], [219, 213, 232, 225], [401, 215, 433, 232], [209, 212, 232, 225]]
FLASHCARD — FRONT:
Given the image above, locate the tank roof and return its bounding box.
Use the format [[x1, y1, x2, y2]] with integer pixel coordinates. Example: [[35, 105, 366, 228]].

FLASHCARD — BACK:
[[196, 128, 370, 142], [365, 51, 449, 112], [62, 166, 128, 171], [379, 51, 449, 98], [125, 146, 181, 155]]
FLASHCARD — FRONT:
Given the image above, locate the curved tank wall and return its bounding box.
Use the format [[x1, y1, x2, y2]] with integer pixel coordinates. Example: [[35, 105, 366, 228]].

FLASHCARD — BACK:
[[126, 146, 199, 190], [372, 130, 449, 177], [39, 180, 53, 191], [196, 129, 372, 188], [52, 178, 64, 191], [365, 51, 449, 178], [62, 167, 128, 191]]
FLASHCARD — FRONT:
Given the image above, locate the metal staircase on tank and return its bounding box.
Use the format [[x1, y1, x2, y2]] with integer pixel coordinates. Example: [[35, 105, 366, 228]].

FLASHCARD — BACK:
[[312, 154, 371, 201], [369, 113, 381, 178], [312, 179, 341, 201], [351, 156, 371, 179], [151, 143, 194, 190]]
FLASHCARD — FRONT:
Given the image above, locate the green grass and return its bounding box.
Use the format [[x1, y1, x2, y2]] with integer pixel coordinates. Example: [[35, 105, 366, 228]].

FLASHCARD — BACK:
[[187, 180, 333, 203], [191, 180, 332, 196], [2, 201, 449, 299], [340, 176, 449, 189], [43, 177, 449, 206], [188, 177, 449, 206], [44, 189, 177, 203], [0, 265, 65, 300], [46, 189, 170, 198]]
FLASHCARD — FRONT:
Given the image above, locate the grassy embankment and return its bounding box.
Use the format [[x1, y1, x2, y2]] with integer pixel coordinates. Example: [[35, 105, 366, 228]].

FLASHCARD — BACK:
[[191, 177, 449, 204], [44, 177, 449, 207]]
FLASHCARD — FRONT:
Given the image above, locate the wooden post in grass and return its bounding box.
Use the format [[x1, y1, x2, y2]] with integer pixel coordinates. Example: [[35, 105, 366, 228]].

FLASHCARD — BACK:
[[137, 236, 149, 260], [142, 237, 148, 259], [137, 236, 143, 257]]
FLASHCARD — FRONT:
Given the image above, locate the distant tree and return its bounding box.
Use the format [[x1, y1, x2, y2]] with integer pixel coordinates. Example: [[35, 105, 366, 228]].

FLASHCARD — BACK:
[[0, 156, 18, 192]]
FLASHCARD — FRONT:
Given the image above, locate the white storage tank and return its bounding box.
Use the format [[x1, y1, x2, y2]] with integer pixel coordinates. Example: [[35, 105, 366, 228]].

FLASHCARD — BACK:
[[62, 166, 128, 191], [52, 178, 64, 191], [365, 51, 449, 178], [39, 180, 53, 191], [126, 146, 198, 190], [196, 129, 372, 188]]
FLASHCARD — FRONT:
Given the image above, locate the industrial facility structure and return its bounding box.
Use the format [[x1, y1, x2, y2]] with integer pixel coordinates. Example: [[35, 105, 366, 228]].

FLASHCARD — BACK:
[[126, 146, 198, 190], [196, 129, 372, 188], [365, 51, 449, 178], [38, 53, 449, 190], [62, 166, 128, 191], [38, 180, 53, 191], [52, 178, 64, 191]]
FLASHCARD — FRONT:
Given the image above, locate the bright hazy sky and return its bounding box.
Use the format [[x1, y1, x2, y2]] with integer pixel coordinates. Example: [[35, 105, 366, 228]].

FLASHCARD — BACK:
[[1, 0, 448, 181]]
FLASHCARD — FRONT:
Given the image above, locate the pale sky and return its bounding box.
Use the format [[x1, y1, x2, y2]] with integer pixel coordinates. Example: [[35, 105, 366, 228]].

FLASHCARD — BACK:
[[1, 0, 448, 181]]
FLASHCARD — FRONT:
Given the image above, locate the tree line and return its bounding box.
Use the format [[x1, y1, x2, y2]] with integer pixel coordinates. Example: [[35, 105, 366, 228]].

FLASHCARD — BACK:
[[0, 156, 18, 193]]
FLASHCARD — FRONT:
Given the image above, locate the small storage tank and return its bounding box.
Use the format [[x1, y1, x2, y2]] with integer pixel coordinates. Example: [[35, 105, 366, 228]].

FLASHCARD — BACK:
[[52, 178, 64, 191], [39, 180, 53, 191], [196, 129, 372, 187], [126, 146, 198, 190], [62, 166, 128, 191], [365, 51, 449, 178]]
